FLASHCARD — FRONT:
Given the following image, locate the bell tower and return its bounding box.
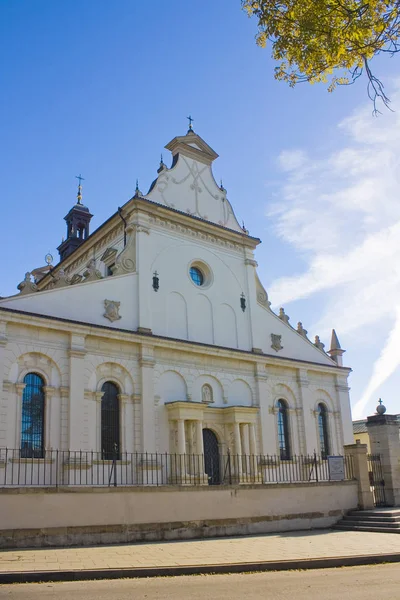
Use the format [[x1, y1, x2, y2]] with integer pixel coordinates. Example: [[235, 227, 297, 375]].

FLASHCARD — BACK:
[[57, 175, 93, 261]]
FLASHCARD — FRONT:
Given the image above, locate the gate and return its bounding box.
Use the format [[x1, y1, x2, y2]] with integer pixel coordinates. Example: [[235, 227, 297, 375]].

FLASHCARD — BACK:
[[202, 428, 221, 485], [367, 454, 386, 506]]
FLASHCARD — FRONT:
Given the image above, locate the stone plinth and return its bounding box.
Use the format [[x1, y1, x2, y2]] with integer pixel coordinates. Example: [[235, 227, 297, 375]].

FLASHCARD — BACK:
[[367, 414, 400, 507]]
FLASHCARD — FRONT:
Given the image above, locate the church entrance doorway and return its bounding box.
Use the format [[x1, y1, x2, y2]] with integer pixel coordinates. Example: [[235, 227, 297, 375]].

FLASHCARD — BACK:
[[202, 428, 220, 485]]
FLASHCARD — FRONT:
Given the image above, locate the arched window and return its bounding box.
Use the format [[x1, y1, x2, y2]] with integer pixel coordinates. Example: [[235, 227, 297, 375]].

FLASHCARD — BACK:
[[101, 381, 120, 460], [318, 403, 330, 458], [21, 373, 45, 458], [277, 399, 290, 460]]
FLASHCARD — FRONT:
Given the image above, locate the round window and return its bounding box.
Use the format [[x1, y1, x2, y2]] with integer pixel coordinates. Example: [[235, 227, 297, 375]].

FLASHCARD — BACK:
[[190, 266, 204, 286]]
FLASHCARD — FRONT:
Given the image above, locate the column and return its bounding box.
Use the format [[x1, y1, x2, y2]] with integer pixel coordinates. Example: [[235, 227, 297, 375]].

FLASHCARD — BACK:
[[43, 386, 59, 450], [335, 377, 353, 447], [68, 335, 86, 451], [139, 345, 156, 453], [94, 391, 103, 455], [367, 413, 400, 506], [255, 363, 273, 455], [249, 423, 256, 455], [241, 424, 250, 474], [249, 423, 257, 476], [118, 394, 130, 454], [344, 442, 374, 510], [135, 222, 153, 333], [196, 420, 204, 455], [234, 422, 242, 476], [14, 383, 26, 450], [177, 419, 186, 454], [296, 369, 312, 455]]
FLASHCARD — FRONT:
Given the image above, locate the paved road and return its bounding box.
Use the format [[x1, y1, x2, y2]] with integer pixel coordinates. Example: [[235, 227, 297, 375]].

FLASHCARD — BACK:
[[1, 564, 399, 599]]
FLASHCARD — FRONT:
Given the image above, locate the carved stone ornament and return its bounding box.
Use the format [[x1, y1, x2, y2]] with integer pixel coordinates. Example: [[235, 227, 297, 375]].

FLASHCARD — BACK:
[[297, 322, 308, 338], [201, 384, 213, 404], [314, 335, 325, 351], [271, 333, 283, 352], [17, 272, 38, 295], [53, 268, 71, 288], [103, 299, 121, 322], [83, 258, 103, 282], [113, 225, 136, 275], [278, 308, 290, 324], [255, 272, 271, 310]]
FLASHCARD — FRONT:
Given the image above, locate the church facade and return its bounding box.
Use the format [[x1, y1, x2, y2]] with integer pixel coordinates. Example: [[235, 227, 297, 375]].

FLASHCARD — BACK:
[[0, 127, 353, 483]]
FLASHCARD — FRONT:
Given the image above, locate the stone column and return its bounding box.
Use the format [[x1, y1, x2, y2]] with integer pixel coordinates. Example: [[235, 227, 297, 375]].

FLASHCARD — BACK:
[[234, 422, 242, 476], [297, 369, 314, 455], [367, 413, 400, 506], [249, 423, 257, 455], [118, 394, 130, 454], [14, 383, 26, 450], [177, 419, 186, 454], [254, 363, 272, 455], [344, 442, 374, 510], [139, 345, 156, 453], [43, 386, 58, 451], [249, 423, 257, 476], [135, 222, 153, 334], [196, 420, 204, 455], [68, 334, 86, 450], [335, 377, 353, 446]]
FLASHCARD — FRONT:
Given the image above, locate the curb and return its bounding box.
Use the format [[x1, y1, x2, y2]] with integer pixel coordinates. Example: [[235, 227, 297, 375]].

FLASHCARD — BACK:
[[1, 553, 400, 584]]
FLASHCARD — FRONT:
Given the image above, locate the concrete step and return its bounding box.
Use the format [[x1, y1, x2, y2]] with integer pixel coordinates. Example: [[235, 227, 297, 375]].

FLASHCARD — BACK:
[[348, 509, 400, 518], [340, 519, 400, 529], [334, 524, 400, 534], [343, 514, 400, 523]]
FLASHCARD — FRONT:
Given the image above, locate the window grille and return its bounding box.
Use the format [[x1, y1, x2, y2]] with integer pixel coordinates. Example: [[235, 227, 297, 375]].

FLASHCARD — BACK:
[[277, 399, 290, 460], [318, 403, 330, 458], [20, 373, 45, 458], [101, 381, 120, 460]]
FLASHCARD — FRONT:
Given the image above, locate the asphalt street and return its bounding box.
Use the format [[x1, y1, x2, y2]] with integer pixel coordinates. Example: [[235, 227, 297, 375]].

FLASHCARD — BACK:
[[1, 564, 399, 599]]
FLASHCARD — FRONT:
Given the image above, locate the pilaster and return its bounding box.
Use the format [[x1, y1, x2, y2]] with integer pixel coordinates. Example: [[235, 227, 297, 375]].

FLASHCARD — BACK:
[[344, 442, 374, 509], [68, 334, 86, 450], [255, 363, 272, 454], [367, 414, 400, 506], [139, 345, 156, 452]]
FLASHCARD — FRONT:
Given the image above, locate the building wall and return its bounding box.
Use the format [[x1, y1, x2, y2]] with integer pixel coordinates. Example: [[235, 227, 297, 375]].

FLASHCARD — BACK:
[[0, 313, 351, 456], [0, 481, 358, 547]]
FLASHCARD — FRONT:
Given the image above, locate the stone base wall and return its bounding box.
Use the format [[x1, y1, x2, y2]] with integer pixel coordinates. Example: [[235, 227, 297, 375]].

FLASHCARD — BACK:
[[0, 481, 358, 548]]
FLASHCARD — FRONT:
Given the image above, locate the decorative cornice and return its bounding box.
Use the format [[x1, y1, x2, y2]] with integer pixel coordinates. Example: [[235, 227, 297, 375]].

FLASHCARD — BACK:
[[69, 349, 86, 359], [139, 357, 155, 368]]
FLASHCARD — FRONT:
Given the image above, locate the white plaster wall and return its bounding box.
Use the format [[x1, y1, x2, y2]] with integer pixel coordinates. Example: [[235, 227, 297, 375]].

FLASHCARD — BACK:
[[0, 274, 138, 331], [0, 482, 358, 531]]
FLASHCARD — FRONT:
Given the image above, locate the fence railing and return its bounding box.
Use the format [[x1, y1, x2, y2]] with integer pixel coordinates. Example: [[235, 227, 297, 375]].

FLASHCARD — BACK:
[[0, 449, 354, 488]]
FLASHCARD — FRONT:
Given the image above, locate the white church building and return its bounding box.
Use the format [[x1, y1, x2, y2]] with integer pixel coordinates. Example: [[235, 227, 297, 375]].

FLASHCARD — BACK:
[[0, 125, 353, 485]]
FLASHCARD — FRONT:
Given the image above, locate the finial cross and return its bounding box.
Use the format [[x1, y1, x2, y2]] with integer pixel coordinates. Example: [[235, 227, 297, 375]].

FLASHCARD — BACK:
[[378, 398, 383, 405], [75, 174, 85, 186], [187, 115, 194, 130]]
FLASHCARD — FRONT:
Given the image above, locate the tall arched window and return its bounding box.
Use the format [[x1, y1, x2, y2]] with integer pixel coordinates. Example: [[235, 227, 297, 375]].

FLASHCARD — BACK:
[[318, 403, 330, 459], [101, 381, 120, 460], [277, 399, 290, 460], [21, 373, 45, 458]]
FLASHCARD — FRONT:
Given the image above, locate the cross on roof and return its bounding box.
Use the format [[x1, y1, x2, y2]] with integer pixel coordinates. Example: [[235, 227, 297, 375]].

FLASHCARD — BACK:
[[187, 115, 194, 130]]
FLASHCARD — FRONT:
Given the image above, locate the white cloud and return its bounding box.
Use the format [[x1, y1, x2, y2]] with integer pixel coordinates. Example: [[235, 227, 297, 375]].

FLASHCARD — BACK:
[[267, 85, 400, 417]]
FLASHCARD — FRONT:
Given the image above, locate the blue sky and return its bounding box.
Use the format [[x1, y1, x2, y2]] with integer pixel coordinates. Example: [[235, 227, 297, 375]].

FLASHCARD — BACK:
[[1, 0, 399, 418]]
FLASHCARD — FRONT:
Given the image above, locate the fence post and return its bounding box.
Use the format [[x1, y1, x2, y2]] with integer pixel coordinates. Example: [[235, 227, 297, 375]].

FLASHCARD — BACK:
[[344, 442, 374, 509]]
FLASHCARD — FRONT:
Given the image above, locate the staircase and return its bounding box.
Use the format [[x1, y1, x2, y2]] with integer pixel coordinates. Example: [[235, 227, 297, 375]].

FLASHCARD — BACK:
[[334, 508, 400, 533]]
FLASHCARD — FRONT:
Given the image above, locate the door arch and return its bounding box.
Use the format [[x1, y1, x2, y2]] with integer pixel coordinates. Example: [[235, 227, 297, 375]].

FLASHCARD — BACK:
[[202, 428, 221, 485]]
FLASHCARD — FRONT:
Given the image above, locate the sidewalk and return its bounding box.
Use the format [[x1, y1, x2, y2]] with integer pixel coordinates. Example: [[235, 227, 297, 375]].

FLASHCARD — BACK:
[[1, 529, 400, 583]]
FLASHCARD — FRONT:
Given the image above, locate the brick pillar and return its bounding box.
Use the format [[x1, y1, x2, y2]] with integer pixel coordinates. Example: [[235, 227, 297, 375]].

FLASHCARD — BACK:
[[367, 414, 400, 507], [344, 442, 374, 509]]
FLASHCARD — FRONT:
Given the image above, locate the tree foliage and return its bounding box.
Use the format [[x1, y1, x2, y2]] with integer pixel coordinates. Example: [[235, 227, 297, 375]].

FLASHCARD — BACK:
[[242, 0, 400, 112]]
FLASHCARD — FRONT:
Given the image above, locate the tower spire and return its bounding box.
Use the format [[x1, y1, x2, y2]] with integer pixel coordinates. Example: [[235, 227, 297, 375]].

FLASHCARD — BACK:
[[75, 174, 85, 205], [327, 329, 345, 366]]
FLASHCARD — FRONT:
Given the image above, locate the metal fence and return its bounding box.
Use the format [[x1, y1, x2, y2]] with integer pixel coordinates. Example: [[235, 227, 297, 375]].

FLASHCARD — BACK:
[[0, 448, 354, 488]]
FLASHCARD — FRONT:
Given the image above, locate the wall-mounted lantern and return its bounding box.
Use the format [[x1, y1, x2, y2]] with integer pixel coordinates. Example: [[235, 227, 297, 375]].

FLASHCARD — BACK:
[[152, 271, 159, 292], [240, 293, 246, 312]]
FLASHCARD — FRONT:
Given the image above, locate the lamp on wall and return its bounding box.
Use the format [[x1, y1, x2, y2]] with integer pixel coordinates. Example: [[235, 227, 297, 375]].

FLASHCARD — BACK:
[[152, 271, 159, 292], [240, 293, 246, 312]]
